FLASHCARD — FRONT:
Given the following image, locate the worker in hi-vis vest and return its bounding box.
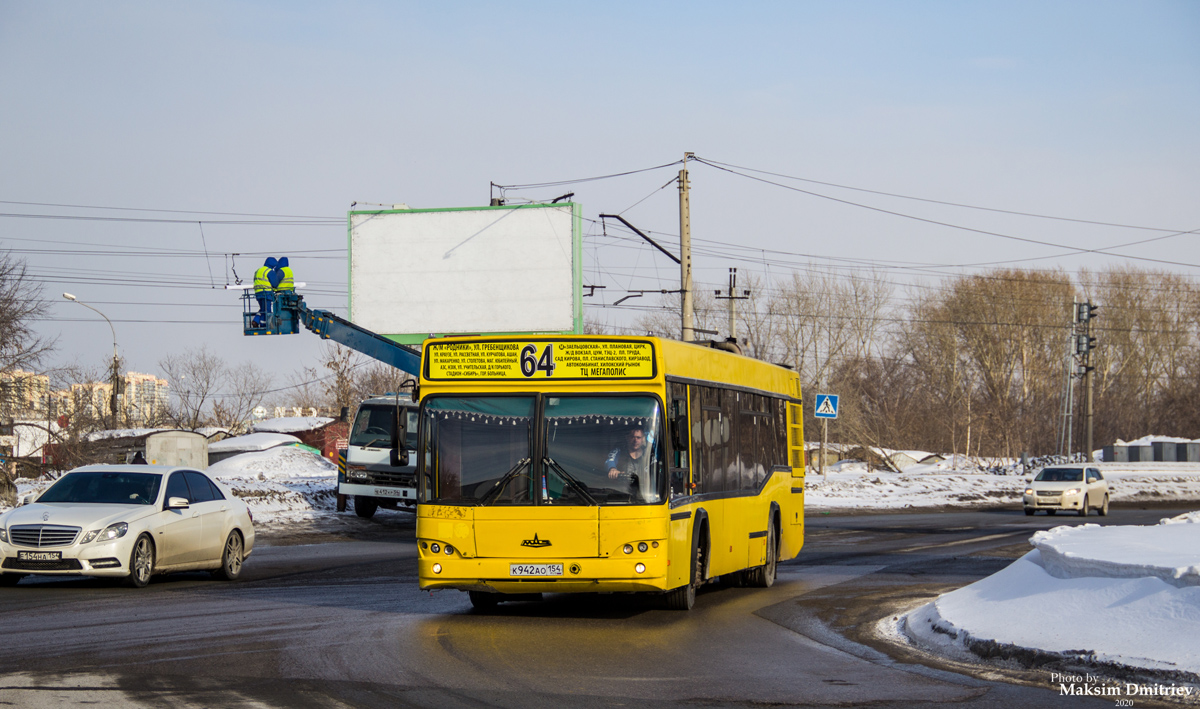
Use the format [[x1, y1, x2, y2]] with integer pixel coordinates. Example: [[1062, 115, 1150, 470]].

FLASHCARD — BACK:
[[276, 256, 295, 293], [253, 257, 278, 326]]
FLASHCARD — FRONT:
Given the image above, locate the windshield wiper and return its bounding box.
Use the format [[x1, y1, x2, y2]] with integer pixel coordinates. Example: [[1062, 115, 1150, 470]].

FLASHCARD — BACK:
[[479, 458, 531, 505], [542, 457, 597, 505]]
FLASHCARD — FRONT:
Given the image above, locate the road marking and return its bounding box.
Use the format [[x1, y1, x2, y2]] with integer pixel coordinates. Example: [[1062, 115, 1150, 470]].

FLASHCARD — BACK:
[[895, 531, 1027, 553]]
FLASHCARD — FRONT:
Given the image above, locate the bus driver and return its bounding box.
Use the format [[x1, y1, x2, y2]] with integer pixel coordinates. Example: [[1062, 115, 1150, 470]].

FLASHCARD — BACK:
[[606, 426, 649, 480]]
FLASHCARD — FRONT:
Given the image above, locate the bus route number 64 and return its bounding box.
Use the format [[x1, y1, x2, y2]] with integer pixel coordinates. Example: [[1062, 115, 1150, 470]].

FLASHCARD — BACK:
[[520, 344, 556, 378]]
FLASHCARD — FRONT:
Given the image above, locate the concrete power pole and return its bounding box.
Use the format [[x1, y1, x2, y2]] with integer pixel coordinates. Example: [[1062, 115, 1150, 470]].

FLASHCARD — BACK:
[[1075, 301, 1099, 461], [1084, 305, 1096, 462], [714, 268, 751, 342], [678, 152, 694, 342]]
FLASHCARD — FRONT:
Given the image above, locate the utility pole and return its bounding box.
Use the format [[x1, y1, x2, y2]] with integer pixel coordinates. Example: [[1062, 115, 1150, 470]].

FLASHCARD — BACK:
[[678, 152, 694, 342], [714, 268, 751, 342], [1074, 301, 1099, 461], [1058, 301, 1076, 458]]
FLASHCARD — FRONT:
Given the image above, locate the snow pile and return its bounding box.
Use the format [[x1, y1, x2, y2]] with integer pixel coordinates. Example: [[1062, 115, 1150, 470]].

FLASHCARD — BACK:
[[207, 446, 338, 525], [208, 432, 300, 453], [0, 447, 342, 528], [1032, 523, 1200, 587], [253, 416, 333, 433], [904, 513, 1200, 677]]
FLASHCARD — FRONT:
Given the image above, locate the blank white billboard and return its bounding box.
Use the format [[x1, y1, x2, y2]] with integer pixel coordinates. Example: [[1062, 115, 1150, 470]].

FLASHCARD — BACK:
[[349, 204, 581, 343]]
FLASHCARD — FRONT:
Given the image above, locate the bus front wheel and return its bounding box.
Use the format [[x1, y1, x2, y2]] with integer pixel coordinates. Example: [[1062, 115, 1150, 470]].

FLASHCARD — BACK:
[[469, 591, 500, 611], [665, 532, 704, 610]]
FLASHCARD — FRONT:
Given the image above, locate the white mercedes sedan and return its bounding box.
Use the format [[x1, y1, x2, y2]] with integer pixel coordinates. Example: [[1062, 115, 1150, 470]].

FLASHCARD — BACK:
[[0, 465, 254, 587]]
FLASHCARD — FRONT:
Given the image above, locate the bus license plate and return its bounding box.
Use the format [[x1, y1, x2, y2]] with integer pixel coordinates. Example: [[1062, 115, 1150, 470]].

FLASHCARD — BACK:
[[510, 563, 563, 577], [18, 551, 61, 561]]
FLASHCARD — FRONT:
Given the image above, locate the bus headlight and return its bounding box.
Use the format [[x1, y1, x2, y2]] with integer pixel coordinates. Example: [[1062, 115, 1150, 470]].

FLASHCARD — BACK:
[[637, 542, 648, 553], [432, 563, 442, 574], [444, 545, 454, 555], [623, 544, 633, 554], [430, 543, 441, 554], [635, 563, 646, 574]]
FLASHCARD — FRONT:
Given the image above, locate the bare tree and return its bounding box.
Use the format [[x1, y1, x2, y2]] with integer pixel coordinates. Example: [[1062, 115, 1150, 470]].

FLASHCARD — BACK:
[[210, 362, 273, 432], [0, 250, 55, 503], [159, 346, 273, 433], [899, 269, 1073, 457], [285, 343, 413, 419], [1080, 265, 1200, 443], [0, 250, 55, 373]]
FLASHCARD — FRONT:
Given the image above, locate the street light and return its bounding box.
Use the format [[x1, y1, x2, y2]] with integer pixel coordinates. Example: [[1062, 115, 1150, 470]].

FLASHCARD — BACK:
[[63, 293, 122, 428]]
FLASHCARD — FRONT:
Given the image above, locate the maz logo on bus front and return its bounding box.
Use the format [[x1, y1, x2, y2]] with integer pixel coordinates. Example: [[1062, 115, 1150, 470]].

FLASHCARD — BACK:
[[521, 534, 552, 548], [520, 344, 556, 377]]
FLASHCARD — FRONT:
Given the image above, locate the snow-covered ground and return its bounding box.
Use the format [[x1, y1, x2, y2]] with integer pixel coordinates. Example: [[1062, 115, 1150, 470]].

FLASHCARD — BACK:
[[3, 446, 411, 535], [6, 453, 1200, 523], [903, 512, 1200, 688], [805, 461, 1200, 510]]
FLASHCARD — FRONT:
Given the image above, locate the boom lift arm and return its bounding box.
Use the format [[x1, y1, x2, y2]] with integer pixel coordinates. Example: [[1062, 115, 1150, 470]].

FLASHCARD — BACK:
[[241, 290, 421, 376]]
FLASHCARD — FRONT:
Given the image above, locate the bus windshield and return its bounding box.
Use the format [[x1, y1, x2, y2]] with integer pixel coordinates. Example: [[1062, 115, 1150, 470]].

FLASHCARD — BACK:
[[544, 395, 663, 504], [421, 395, 664, 506], [422, 396, 535, 504]]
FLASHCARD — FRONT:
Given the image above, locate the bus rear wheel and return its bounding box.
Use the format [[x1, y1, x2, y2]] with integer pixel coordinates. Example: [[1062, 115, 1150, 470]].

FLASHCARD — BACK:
[[745, 521, 777, 588]]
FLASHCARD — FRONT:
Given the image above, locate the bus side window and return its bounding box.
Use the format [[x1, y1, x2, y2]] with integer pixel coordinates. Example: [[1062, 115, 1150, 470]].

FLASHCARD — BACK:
[[690, 385, 705, 495], [669, 384, 689, 497]]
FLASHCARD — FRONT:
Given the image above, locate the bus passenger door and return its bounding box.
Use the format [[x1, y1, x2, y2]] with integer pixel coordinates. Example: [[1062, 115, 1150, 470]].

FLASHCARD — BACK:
[[787, 401, 805, 527]]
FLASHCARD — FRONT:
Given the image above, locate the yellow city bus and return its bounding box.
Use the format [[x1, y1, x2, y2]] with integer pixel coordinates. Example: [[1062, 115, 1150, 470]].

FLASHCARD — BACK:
[[415, 335, 805, 610]]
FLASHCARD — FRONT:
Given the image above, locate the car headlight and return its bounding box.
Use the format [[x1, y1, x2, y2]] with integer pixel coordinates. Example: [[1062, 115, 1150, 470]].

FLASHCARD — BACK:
[[1063, 488, 1080, 496], [0, 527, 7, 543], [84, 522, 128, 544], [1024, 488, 1034, 496]]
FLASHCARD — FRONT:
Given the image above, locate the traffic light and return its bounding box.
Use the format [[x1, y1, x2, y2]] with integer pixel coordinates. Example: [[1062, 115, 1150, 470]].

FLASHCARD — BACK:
[[1076, 334, 1097, 354], [1076, 301, 1099, 323]]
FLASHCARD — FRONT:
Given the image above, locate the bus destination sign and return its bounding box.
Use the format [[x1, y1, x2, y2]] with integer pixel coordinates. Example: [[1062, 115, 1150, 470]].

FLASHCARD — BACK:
[[425, 340, 656, 381]]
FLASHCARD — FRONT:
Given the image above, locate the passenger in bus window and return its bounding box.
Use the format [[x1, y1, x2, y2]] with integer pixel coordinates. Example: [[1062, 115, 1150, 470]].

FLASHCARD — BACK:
[[606, 427, 649, 480]]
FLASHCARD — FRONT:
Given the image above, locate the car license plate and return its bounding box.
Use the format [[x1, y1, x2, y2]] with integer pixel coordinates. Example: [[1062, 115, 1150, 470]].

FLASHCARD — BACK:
[[17, 551, 61, 561], [510, 563, 562, 577]]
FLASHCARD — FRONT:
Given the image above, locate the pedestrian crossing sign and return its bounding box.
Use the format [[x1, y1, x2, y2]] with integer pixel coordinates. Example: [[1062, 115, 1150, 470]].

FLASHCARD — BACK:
[[815, 394, 839, 419]]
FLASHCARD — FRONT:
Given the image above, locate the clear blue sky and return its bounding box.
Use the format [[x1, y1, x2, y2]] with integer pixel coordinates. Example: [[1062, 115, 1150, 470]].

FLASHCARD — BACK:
[[1, 1, 1197, 394]]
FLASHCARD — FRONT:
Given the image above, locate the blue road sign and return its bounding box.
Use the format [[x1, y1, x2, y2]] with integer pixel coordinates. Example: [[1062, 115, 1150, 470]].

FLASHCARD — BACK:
[[814, 394, 839, 419]]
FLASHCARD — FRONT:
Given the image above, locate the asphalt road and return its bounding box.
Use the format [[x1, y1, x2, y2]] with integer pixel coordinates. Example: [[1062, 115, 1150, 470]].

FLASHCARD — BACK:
[[0, 502, 1191, 708]]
